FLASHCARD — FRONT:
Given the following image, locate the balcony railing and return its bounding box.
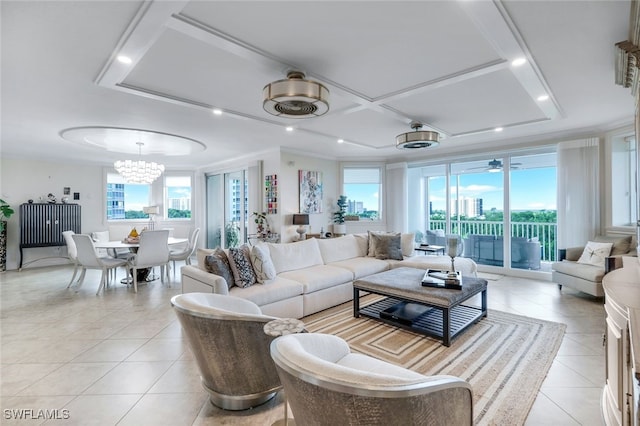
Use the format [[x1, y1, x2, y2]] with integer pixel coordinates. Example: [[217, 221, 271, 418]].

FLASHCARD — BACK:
[[427, 220, 558, 262]]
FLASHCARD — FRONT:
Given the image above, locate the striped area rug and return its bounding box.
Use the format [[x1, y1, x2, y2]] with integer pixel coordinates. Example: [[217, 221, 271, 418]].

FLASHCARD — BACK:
[[303, 296, 566, 426]]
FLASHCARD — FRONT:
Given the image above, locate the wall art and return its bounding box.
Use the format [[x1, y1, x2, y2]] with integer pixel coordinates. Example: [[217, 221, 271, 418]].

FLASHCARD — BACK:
[[299, 170, 323, 214]]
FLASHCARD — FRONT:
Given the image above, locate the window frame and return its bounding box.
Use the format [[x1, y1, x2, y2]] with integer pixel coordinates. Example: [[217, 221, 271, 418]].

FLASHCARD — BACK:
[[339, 163, 385, 222], [163, 173, 193, 221]]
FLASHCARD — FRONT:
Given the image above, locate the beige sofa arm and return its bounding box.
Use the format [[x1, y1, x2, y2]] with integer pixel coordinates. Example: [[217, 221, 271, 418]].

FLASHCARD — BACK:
[[181, 265, 229, 295]]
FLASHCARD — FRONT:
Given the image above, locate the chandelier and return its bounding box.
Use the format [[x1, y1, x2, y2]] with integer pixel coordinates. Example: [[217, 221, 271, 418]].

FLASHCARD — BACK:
[[396, 122, 440, 149], [263, 71, 329, 118], [114, 142, 165, 184]]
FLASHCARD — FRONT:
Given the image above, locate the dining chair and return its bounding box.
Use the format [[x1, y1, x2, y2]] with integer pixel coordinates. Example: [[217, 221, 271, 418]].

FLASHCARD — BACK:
[[127, 229, 170, 293], [169, 227, 200, 273], [62, 230, 80, 287], [71, 234, 130, 295]]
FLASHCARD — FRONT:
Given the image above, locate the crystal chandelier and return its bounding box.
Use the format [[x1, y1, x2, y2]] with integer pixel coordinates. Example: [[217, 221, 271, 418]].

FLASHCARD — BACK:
[[114, 142, 165, 184]]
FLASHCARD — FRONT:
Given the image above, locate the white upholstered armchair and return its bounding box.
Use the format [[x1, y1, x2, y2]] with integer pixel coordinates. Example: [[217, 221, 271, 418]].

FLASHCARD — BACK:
[[270, 333, 473, 426]]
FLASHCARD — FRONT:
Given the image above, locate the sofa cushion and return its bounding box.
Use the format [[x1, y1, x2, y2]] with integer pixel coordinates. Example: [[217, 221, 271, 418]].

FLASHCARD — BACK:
[[368, 231, 403, 260], [328, 257, 389, 279], [553, 260, 606, 282], [268, 239, 324, 274], [594, 235, 633, 256], [279, 265, 354, 294], [204, 249, 235, 289], [229, 276, 303, 306], [250, 243, 276, 283], [317, 235, 361, 264], [353, 233, 369, 257], [401, 233, 415, 257], [577, 241, 613, 268], [228, 245, 257, 288]]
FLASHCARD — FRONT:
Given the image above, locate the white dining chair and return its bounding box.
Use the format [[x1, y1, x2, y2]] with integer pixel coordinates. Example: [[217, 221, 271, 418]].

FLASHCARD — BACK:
[[62, 230, 80, 287], [127, 229, 170, 293], [71, 234, 130, 295], [169, 228, 200, 273]]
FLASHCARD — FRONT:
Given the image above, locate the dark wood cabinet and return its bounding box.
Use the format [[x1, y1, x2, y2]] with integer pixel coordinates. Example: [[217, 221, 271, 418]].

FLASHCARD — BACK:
[[19, 203, 81, 268]]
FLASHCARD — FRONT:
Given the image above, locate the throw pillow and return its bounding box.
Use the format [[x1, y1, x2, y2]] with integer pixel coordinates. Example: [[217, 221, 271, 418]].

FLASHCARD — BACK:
[[228, 244, 257, 288], [250, 244, 276, 283], [204, 248, 235, 289], [400, 233, 415, 257], [368, 232, 403, 260], [577, 241, 614, 268]]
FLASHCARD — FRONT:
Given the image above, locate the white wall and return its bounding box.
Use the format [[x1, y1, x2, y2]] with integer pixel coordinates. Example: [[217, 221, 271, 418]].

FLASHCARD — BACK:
[[1, 158, 105, 269], [279, 151, 338, 242]]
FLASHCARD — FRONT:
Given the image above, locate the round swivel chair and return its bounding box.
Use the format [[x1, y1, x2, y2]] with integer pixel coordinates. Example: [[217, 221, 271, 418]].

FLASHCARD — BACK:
[[171, 293, 282, 410]]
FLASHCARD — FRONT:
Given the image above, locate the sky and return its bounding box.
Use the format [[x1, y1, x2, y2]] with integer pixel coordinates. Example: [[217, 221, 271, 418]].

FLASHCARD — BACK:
[[344, 167, 556, 213]]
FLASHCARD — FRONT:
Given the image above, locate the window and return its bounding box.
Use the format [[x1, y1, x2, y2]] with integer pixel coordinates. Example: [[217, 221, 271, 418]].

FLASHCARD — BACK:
[[165, 175, 192, 219], [106, 173, 150, 220], [342, 166, 382, 220]]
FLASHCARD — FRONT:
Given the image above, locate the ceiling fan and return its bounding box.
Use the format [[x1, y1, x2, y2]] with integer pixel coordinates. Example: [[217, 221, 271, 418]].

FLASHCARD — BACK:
[[469, 159, 523, 173]]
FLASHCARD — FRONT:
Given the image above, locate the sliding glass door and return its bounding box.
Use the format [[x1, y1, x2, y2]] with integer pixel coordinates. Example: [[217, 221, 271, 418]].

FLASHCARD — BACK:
[[206, 169, 248, 249]]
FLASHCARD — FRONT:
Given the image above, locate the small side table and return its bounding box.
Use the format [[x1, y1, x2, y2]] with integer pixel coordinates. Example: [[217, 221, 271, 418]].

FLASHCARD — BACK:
[[264, 318, 306, 426]]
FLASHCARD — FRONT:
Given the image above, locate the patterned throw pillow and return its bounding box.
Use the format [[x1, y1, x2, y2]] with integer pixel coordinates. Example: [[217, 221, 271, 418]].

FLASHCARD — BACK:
[[228, 245, 257, 288], [204, 248, 235, 289], [577, 241, 613, 268], [250, 244, 277, 283], [368, 232, 403, 260]]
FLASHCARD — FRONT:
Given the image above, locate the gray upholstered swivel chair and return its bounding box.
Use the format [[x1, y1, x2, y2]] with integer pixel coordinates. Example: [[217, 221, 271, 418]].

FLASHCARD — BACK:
[[171, 293, 282, 410], [270, 333, 473, 426]]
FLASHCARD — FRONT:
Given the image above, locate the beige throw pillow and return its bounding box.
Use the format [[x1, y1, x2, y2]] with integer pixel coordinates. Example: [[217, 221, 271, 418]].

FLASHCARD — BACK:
[[368, 232, 403, 260], [250, 244, 276, 283], [577, 241, 613, 268]]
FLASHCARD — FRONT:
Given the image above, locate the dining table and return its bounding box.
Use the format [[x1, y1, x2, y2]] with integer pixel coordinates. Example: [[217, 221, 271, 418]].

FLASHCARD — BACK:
[[93, 237, 188, 283]]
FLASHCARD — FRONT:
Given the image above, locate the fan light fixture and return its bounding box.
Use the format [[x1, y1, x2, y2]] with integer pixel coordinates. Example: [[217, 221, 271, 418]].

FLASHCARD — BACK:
[[487, 159, 502, 172], [263, 71, 329, 118], [114, 142, 165, 184], [396, 122, 440, 149]]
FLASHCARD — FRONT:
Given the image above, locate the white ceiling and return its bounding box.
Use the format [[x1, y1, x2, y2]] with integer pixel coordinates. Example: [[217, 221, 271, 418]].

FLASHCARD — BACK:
[[1, 1, 635, 170]]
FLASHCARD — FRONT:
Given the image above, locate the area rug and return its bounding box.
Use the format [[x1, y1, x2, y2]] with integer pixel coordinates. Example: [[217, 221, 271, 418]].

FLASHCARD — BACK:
[[477, 272, 504, 281], [303, 296, 566, 426]]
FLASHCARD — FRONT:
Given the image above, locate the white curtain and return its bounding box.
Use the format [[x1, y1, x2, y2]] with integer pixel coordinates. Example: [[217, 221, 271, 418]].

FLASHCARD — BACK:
[[557, 138, 600, 248], [386, 162, 407, 233]]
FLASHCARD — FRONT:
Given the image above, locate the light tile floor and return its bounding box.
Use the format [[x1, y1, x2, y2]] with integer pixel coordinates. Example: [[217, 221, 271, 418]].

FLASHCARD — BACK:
[[0, 264, 605, 425]]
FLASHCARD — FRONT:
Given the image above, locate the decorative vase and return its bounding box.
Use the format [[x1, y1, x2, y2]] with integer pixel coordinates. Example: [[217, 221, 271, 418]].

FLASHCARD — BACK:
[[333, 224, 346, 235], [0, 220, 6, 272]]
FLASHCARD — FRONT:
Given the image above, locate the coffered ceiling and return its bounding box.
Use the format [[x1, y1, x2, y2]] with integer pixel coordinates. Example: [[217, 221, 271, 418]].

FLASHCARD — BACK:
[[1, 1, 635, 169]]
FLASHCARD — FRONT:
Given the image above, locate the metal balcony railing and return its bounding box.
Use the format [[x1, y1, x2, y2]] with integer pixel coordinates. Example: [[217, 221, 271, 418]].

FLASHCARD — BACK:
[[427, 220, 558, 262]]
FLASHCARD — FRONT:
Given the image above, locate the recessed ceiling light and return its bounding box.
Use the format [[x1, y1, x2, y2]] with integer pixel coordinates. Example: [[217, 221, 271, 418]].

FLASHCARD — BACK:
[[337, 139, 344, 144], [537, 94, 549, 101], [212, 109, 223, 115], [117, 55, 132, 64], [285, 126, 294, 132], [511, 58, 526, 67], [494, 127, 504, 132]]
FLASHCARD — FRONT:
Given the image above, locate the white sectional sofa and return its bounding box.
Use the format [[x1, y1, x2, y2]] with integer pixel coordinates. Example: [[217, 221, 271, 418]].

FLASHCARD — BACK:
[[181, 234, 478, 319]]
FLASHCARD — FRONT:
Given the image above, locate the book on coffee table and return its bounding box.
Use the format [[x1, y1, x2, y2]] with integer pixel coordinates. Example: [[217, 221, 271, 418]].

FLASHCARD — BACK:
[[421, 270, 462, 290]]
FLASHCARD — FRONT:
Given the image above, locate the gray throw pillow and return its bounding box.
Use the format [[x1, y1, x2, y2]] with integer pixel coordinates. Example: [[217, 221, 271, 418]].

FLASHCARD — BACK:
[[228, 245, 257, 288], [369, 232, 403, 260], [204, 248, 235, 289]]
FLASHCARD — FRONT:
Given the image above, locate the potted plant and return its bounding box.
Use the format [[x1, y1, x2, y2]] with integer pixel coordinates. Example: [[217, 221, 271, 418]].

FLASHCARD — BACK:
[[333, 195, 348, 235], [252, 212, 270, 239], [0, 199, 15, 272]]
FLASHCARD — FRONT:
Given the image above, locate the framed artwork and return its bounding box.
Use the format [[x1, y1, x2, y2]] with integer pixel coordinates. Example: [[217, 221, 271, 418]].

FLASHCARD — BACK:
[[265, 174, 278, 214], [299, 170, 323, 213]]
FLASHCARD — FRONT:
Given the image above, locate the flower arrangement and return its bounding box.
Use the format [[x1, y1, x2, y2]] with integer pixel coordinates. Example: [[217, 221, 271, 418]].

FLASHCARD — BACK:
[[252, 212, 270, 238]]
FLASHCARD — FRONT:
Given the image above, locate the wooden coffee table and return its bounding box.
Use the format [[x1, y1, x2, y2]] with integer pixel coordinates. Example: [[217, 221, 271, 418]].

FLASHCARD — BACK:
[[353, 267, 487, 346]]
